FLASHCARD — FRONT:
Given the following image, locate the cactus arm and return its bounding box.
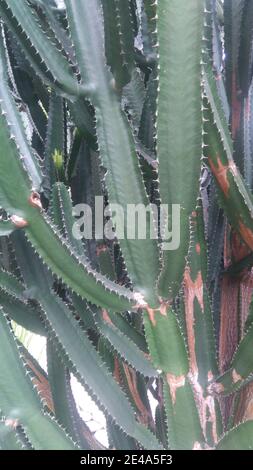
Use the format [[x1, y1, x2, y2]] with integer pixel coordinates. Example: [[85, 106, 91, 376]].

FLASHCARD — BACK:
[[92, 308, 157, 378], [26, 215, 135, 310], [157, 0, 204, 299], [204, 65, 253, 252], [0, 0, 81, 98], [29, 0, 76, 64], [142, 2, 206, 446], [102, 310, 148, 353], [0, 310, 77, 449], [50, 182, 85, 259], [1, 6, 57, 94], [142, 204, 219, 448], [46, 340, 91, 450], [0, 265, 44, 336], [101, 0, 135, 90], [26, 215, 134, 311], [73, 295, 148, 354], [0, 268, 25, 298], [0, 34, 42, 192], [76, 293, 148, 351], [65, 0, 160, 307], [0, 290, 44, 336], [0, 48, 43, 192], [184, 206, 221, 446], [0, 103, 31, 215], [143, 304, 204, 449], [61, 290, 156, 376], [216, 420, 253, 450]]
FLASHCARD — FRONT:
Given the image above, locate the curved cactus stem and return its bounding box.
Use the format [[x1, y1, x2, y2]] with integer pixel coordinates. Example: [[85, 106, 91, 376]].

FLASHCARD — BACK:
[[0, 309, 77, 449], [65, 0, 160, 307], [0, 285, 45, 336], [71, 294, 154, 377], [29, 0, 76, 65], [92, 307, 157, 378], [204, 64, 253, 252], [74, 295, 148, 353], [47, 340, 91, 450], [50, 182, 85, 260], [0, 34, 42, 194], [26, 214, 134, 310], [183, 206, 222, 446]]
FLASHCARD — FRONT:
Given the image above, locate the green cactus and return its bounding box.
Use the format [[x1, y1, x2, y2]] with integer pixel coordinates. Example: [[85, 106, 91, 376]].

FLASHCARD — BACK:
[[1, 0, 253, 450]]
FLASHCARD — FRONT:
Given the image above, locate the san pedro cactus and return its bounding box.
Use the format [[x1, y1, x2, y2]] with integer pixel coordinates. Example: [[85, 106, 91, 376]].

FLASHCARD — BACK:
[[1, 0, 253, 451]]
